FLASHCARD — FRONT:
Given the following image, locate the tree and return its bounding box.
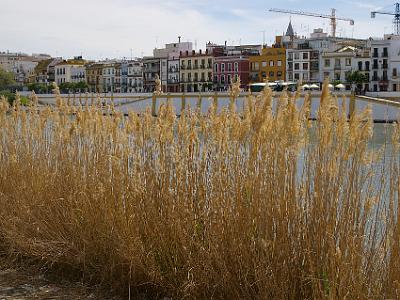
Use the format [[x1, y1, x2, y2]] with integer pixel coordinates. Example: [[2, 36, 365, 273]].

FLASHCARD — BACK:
[[346, 71, 368, 94], [346, 71, 368, 85], [0, 66, 15, 91]]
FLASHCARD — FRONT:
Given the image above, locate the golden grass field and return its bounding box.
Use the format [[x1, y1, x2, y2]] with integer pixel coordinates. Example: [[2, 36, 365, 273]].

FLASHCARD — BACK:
[[0, 82, 400, 299]]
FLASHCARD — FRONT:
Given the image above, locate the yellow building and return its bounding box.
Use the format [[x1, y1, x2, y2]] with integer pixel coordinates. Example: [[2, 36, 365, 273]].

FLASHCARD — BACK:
[[249, 36, 286, 83]]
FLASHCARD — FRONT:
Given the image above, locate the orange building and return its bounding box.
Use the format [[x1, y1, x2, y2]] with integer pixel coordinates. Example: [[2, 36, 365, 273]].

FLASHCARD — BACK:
[[249, 36, 286, 82]]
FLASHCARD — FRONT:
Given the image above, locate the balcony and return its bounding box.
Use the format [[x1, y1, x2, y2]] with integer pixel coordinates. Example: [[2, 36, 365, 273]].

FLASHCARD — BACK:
[[193, 65, 199, 70], [382, 52, 388, 58], [372, 64, 379, 69], [372, 53, 379, 58], [382, 64, 388, 69], [200, 64, 205, 69], [334, 64, 341, 70]]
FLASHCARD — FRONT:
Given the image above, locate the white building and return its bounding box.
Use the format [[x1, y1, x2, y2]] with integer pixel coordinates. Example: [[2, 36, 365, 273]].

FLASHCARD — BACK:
[[369, 34, 400, 92], [0, 52, 51, 85], [127, 60, 143, 93], [286, 27, 368, 84], [55, 57, 86, 85]]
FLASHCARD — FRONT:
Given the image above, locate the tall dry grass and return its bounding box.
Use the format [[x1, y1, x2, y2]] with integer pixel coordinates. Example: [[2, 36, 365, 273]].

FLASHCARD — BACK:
[[0, 83, 399, 299]]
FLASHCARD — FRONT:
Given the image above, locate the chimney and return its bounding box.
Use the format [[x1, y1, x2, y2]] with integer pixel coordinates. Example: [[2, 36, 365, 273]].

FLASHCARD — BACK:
[[199, 49, 202, 54], [178, 36, 181, 43], [192, 50, 195, 55], [225, 41, 227, 47]]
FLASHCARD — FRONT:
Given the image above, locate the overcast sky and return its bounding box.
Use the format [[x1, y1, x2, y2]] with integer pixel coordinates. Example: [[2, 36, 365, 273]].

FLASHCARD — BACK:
[[0, 0, 397, 60]]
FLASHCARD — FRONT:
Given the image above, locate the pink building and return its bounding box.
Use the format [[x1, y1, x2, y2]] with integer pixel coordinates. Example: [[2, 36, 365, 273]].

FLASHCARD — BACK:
[[213, 55, 251, 91]]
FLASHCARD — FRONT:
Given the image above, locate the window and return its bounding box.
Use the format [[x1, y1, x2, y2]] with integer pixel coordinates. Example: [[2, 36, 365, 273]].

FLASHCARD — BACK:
[[254, 62, 259, 71], [303, 63, 308, 70], [393, 68, 398, 77], [227, 74, 231, 84], [294, 53, 300, 60], [335, 59, 341, 67], [303, 52, 309, 59], [213, 75, 218, 83], [269, 60, 274, 67], [335, 72, 340, 80], [277, 60, 282, 67], [262, 61, 267, 67], [302, 73, 308, 80], [234, 62, 238, 72], [221, 63, 225, 72], [269, 71, 274, 77], [324, 59, 330, 67], [324, 72, 330, 79], [214, 63, 218, 73], [358, 61, 362, 71], [277, 71, 282, 77], [228, 63, 232, 72], [261, 71, 266, 78], [294, 63, 300, 70], [294, 73, 300, 80], [221, 74, 225, 83], [393, 84, 397, 91], [345, 58, 351, 66]]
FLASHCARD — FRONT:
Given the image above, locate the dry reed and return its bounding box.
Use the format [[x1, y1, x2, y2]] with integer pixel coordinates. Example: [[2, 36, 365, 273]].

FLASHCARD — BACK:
[[0, 82, 399, 299]]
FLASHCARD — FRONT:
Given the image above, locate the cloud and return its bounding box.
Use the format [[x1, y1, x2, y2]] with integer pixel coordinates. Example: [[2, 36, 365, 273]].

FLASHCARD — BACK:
[[0, 0, 393, 59]]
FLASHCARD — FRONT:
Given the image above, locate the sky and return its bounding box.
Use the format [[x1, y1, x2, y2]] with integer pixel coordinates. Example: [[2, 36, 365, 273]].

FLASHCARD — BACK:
[[0, 0, 397, 60]]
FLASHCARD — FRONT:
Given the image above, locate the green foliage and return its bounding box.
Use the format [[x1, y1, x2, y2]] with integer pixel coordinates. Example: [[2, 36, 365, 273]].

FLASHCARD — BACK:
[[0, 90, 29, 105], [28, 83, 49, 94], [0, 67, 15, 91], [59, 81, 88, 93], [346, 71, 368, 84]]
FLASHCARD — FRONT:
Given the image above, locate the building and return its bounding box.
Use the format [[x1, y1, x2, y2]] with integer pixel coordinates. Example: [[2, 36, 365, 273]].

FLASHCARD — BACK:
[[321, 46, 357, 85], [213, 55, 250, 91], [0, 52, 51, 86], [249, 36, 286, 83], [86, 62, 104, 93], [127, 60, 143, 93], [368, 35, 400, 92], [167, 57, 180, 92], [102, 61, 117, 92], [286, 24, 368, 84], [180, 49, 213, 92], [143, 57, 161, 92], [54, 57, 86, 85], [144, 41, 193, 92]]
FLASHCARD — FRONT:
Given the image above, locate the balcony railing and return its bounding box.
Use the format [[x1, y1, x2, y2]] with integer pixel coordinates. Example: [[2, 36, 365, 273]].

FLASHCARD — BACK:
[[382, 64, 388, 69], [372, 64, 379, 69]]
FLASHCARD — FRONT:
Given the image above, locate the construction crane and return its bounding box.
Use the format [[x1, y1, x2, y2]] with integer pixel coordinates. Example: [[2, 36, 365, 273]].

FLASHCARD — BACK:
[[371, 3, 400, 35], [269, 8, 355, 38]]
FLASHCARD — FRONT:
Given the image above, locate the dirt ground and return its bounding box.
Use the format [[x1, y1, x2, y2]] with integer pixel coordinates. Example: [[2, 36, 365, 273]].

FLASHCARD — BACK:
[[0, 259, 121, 300]]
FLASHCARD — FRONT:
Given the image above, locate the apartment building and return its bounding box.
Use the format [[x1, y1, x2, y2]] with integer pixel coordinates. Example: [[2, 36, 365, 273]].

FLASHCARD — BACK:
[[167, 58, 180, 92], [321, 46, 358, 86], [180, 50, 213, 92], [0, 52, 51, 86], [86, 62, 104, 93], [54, 57, 86, 85], [249, 36, 286, 83], [213, 55, 250, 91], [127, 60, 143, 93], [368, 35, 400, 92]]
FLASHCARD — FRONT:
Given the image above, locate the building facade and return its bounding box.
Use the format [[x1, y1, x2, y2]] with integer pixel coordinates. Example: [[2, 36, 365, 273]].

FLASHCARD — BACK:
[[249, 36, 286, 83], [127, 60, 143, 93], [86, 62, 104, 93], [213, 55, 250, 91], [180, 50, 213, 92], [54, 57, 86, 85]]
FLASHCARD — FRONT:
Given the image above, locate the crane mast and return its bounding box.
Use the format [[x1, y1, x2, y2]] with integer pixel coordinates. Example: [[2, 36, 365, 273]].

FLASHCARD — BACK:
[[269, 8, 355, 38], [371, 3, 400, 35]]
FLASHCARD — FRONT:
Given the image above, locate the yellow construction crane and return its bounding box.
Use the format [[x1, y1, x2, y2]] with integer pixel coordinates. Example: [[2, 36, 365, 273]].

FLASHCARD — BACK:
[[269, 8, 355, 38]]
